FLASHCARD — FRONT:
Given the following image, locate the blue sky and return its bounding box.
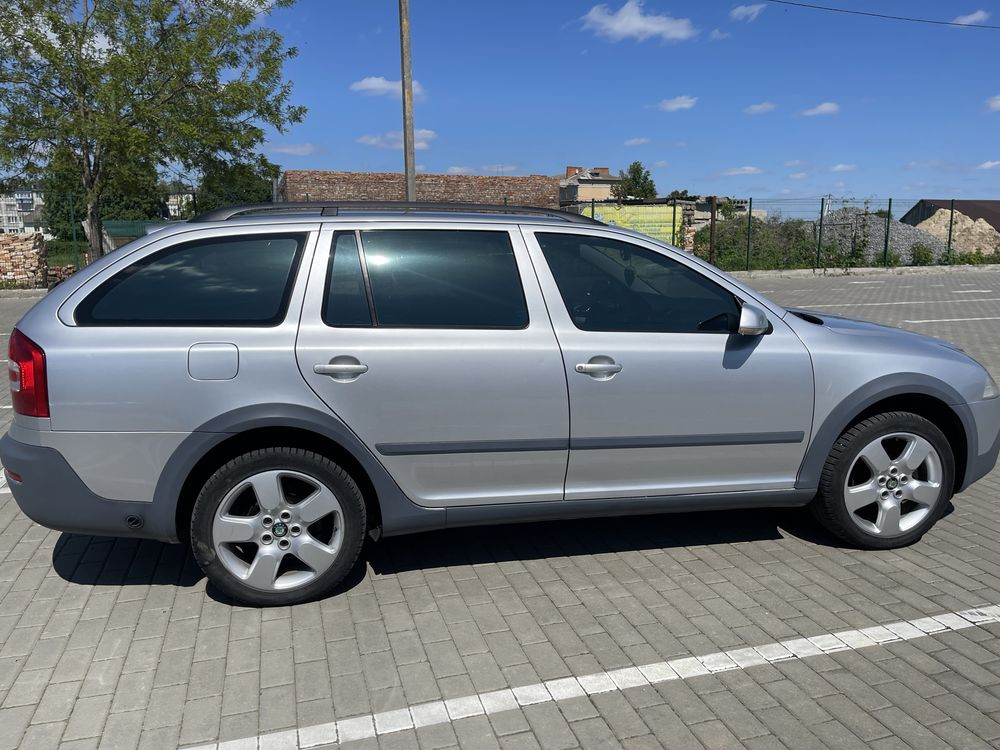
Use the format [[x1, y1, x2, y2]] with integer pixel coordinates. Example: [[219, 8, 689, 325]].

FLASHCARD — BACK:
[[262, 1, 1000, 200]]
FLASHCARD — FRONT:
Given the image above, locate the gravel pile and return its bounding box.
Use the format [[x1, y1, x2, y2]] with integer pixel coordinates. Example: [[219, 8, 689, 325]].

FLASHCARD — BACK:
[[816, 207, 947, 264], [917, 208, 999, 254]]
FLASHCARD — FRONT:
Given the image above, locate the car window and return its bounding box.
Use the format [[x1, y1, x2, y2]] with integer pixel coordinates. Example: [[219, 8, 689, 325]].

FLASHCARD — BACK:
[[323, 232, 373, 327], [76, 234, 306, 326], [536, 232, 740, 333], [359, 229, 528, 328]]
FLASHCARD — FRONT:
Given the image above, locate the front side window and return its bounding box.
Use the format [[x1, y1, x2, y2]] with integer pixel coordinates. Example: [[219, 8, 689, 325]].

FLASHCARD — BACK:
[[536, 232, 740, 333], [359, 230, 528, 328], [76, 233, 306, 326]]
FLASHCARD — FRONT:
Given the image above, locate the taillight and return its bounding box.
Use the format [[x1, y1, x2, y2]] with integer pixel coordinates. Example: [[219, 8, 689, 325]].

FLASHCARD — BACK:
[[9, 329, 49, 418]]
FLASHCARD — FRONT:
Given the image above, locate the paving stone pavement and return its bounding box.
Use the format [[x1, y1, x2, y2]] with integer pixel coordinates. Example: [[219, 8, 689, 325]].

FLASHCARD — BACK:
[[1, 270, 1000, 749]]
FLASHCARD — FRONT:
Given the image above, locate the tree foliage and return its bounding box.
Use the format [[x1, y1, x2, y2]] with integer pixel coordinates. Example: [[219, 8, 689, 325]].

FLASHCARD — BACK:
[[193, 158, 279, 215], [0, 0, 304, 260], [611, 161, 657, 201]]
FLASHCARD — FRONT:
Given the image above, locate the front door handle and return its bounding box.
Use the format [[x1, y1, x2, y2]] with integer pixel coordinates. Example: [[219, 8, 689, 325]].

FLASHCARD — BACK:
[[575, 357, 623, 380], [314, 355, 368, 381]]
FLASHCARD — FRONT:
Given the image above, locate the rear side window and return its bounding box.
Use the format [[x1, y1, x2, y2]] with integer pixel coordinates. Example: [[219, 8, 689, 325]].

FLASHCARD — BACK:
[[358, 230, 528, 328], [323, 232, 373, 327], [76, 234, 305, 326]]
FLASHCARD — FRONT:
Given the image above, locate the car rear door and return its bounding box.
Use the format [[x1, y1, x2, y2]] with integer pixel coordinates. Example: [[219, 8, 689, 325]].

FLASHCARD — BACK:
[[522, 226, 814, 501], [295, 223, 569, 508]]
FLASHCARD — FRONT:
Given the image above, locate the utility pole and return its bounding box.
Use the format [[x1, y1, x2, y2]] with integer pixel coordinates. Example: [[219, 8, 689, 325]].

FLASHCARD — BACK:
[[398, 0, 416, 201]]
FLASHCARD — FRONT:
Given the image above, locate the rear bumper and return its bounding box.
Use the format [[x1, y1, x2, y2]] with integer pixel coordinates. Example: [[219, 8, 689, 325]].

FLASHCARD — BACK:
[[0, 433, 178, 542], [961, 397, 1000, 492]]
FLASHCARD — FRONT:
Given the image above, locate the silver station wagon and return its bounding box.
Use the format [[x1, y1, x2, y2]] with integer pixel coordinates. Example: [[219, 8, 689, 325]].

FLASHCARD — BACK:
[[3, 202, 999, 605]]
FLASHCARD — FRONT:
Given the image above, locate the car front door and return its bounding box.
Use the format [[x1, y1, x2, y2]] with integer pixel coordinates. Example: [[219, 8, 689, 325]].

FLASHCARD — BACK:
[[522, 227, 814, 501], [295, 224, 569, 508]]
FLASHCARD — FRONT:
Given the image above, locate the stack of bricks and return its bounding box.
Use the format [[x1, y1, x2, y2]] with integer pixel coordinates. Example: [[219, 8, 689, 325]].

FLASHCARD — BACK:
[[0, 233, 47, 288], [279, 170, 561, 208]]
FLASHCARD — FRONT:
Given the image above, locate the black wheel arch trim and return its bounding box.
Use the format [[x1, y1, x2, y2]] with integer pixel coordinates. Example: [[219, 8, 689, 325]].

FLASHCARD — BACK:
[[155, 403, 445, 541], [796, 373, 976, 492]]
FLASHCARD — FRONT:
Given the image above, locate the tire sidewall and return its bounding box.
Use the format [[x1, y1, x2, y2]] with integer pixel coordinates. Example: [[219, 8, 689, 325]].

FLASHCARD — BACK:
[[820, 412, 954, 549], [190, 448, 366, 606]]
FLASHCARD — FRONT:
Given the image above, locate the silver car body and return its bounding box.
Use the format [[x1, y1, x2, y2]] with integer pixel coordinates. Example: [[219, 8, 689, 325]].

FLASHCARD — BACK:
[[3, 211, 999, 542]]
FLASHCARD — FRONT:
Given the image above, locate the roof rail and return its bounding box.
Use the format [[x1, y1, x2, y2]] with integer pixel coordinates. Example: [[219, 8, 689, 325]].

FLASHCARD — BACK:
[[189, 201, 603, 225]]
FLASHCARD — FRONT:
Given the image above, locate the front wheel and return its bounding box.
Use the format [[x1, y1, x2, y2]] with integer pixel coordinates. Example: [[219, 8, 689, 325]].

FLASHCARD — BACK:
[[190, 447, 366, 606], [812, 412, 954, 549]]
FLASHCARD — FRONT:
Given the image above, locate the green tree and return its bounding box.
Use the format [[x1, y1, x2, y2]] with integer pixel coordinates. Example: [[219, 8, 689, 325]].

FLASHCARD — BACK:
[[665, 189, 692, 200], [193, 158, 279, 215], [0, 0, 304, 262], [611, 161, 657, 201]]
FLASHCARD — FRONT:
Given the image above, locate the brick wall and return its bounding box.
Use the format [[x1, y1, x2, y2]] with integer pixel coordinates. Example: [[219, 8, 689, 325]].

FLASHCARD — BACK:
[[279, 170, 560, 208], [0, 234, 46, 288]]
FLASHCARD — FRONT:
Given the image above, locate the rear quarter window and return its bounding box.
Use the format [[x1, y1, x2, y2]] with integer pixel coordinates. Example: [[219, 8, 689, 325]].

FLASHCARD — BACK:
[[75, 234, 306, 326]]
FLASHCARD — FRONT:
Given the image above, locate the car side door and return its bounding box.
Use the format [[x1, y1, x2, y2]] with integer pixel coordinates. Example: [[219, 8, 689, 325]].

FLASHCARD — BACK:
[[522, 227, 814, 501], [295, 223, 570, 508]]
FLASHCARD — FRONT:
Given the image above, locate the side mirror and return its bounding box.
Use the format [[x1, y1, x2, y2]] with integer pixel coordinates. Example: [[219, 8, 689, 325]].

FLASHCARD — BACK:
[[738, 304, 770, 336]]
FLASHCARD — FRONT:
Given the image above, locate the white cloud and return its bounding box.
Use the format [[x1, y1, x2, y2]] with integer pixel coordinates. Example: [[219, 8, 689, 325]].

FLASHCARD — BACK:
[[654, 160, 669, 168], [658, 95, 697, 112], [730, 4, 766, 22], [709, 28, 731, 41], [787, 172, 808, 180], [582, 1, 697, 42], [977, 160, 1000, 170], [986, 94, 1000, 111], [721, 165, 763, 176], [744, 101, 775, 115], [784, 159, 807, 168], [801, 101, 839, 116], [267, 143, 322, 156], [624, 136, 650, 146], [349, 76, 426, 100], [953, 10, 990, 25], [906, 160, 943, 169], [446, 166, 476, 175], [356, 128, 438, 150], [831, 163, 857, 172]]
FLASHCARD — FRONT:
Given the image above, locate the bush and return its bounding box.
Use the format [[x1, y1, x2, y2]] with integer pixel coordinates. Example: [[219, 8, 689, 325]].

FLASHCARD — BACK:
[[910, 243, 935, 266], [44, 239, 83, 268]]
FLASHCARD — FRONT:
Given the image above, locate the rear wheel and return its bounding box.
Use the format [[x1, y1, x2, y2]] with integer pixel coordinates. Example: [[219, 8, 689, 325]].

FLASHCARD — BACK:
[[812, 412, 953, 549], [190, 447, 366, 606]]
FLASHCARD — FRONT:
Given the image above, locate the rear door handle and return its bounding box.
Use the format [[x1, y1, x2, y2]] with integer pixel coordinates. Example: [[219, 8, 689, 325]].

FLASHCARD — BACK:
[[314, 363, 368, 376], [575, 358, 623, 379]]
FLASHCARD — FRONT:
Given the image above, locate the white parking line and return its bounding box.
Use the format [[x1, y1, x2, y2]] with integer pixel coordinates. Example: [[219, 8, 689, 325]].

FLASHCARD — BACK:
[[182, 605, 1000, 750], [811, 297, 1000, 308], [905, 316, 1000, 324], [848, 280, 884, 284], [953, 290, 993, 294]]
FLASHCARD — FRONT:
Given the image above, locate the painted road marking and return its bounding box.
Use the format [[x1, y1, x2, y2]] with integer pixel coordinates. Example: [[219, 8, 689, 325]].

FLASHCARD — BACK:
[[183, 605, 1000, 750], [905, 316, 1000, 324], [953, 290, 993, 294], [848, 280, 884, 284], [811, 297, 1000, 308]]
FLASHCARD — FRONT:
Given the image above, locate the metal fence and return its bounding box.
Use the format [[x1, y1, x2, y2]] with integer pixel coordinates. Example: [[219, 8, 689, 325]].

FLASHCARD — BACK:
[[564, 198, 1000, 272]]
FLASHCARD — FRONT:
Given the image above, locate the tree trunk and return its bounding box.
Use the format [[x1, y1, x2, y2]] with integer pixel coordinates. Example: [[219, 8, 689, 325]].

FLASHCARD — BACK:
[[85, 199, 102, 264]]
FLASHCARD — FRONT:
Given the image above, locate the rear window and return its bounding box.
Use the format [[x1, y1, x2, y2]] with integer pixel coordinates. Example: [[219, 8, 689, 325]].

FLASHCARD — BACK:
[[76, 234, 305, 326], [355, 229, 528, 329]]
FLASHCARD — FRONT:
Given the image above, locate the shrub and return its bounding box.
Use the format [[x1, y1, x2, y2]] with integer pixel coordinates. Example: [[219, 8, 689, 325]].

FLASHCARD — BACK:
[[910, 243, 935, 266]]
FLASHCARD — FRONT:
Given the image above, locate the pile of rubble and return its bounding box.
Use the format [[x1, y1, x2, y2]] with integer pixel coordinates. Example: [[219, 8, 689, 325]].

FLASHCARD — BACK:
[[0, 233, 47, 288], [916, 208, 999, 255], [818, 207, 947, 264]]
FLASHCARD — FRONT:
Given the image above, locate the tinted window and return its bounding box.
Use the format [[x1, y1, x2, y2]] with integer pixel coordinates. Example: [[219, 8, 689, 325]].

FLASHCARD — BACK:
[[323, 232, 372, 327], [77, 234, 305, 326], [537, 233, 740, 333], [360, 230, 528, 328]]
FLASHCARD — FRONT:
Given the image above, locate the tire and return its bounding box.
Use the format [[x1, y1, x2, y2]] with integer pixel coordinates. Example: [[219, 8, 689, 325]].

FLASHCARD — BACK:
[[190, 447, 367, 606], [811, 411, 954, 549]]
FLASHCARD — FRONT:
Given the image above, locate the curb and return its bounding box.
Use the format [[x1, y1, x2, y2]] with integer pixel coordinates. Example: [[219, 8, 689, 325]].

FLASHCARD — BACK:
[[0, 289, 48, 299], [729, 263, 1000, 280]]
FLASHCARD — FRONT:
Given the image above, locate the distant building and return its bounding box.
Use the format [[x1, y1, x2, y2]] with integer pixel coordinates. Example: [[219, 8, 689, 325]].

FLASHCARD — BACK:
[[0, 189, 47, 236], [559, 166, 622, 204], [278, 170, 560, 208], [167, 193, 193, 218], [900, 199, 1000, 233]]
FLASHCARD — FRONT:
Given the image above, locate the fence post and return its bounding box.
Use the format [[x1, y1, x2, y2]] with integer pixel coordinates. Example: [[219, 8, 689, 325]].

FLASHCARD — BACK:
[[815, 197, 826, 269], [590, 198, 595, 220], [671, 199, 677, 245], [70, 194, 80, 269], [708, 195, 717, 265], [745, 197, 752, 271], [947, 198, 955, 258], [882, 197, 892, 267]]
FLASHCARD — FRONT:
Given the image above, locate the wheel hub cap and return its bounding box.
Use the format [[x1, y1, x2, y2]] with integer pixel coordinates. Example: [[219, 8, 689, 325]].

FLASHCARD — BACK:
[[272, 521, 288, 537], [885, 477, 898, 490]]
